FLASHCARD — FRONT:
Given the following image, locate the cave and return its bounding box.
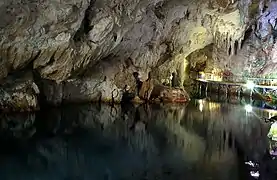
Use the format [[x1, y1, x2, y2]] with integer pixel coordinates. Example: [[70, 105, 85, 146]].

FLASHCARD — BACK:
[[1, 0, 277, 179]]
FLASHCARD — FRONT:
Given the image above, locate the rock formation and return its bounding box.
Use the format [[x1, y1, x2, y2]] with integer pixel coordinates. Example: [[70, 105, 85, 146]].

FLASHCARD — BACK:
[[0, 0, 275, 110]]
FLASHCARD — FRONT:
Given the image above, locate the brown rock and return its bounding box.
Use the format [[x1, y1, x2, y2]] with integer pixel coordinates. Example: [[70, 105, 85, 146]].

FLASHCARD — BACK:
[[138, 78, 154, 101], [151, 85, 190, 103]]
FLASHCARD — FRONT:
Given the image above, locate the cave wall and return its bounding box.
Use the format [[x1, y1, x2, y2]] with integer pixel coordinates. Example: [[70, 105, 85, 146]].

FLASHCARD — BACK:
[[0, 0, 273, 110], [209, 0, 277, 79]]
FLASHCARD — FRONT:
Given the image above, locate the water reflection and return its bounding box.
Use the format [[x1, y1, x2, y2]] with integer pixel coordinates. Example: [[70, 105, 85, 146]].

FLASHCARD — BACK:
[[0, 100, 274, 180]]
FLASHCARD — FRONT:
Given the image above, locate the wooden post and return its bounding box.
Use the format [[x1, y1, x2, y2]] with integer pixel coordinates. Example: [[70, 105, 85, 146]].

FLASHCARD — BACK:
[[237, 86, 241, 98], [199, 82, 202, 96], [205, 83, 208, 97], [225, 84, 228, 98]]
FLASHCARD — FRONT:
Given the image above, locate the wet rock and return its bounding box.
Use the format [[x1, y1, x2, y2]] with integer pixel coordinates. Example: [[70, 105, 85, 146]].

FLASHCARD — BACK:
[[0, 72, 39, 112], [138, 78, 154, 101], [151, 85, 190, 103], [40, 77, 122, 105]]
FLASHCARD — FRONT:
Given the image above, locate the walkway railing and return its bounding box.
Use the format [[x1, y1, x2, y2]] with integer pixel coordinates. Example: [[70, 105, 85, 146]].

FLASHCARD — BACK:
[[198, 73, 277, 87]]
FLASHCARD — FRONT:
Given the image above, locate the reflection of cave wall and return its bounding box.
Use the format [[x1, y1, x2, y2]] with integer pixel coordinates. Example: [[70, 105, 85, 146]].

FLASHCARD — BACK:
[[0, 101, 270, 179]]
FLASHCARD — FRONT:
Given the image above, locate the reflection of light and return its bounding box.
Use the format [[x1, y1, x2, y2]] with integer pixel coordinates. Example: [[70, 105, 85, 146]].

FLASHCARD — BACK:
[[208, 102, 220, 110], [267, 109, 277, 119], [245, 161, 257, 167], [199, 99, 204, 112], [246, 80, 255, 90], [245, 104, 253, 112], [170, 74, 173, 80], [250, 171, 259, 178], [269, 112, 276, 119], [199, 72, 205, 79], [198, 100, 220, 112]]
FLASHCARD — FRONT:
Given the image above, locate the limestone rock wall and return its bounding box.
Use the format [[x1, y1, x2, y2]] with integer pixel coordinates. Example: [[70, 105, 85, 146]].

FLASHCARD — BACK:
[[0, 0, 266, 109]]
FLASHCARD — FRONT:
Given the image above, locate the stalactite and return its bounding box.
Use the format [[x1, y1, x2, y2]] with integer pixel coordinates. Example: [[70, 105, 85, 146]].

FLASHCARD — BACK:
[[216, 31, 220, 46], [229, 37, 233, 56], [226, 32, 229, 52], [231, 39, 235, 55], [238, 38, 240, 50], [220, 33, 223, 47], [226, 34, 230, 55]]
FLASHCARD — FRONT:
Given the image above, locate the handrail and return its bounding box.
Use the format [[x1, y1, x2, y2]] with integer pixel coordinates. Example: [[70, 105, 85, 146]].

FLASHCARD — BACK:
[[197, 72, 277, 86]]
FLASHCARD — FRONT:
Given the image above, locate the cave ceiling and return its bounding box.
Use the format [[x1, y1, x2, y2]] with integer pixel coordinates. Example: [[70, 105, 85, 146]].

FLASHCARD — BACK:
[[0, 0, 276, 81]]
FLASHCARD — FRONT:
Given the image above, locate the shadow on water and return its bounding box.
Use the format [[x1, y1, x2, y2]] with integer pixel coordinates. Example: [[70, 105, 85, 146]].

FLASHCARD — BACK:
[[0, 100, 275, 180]]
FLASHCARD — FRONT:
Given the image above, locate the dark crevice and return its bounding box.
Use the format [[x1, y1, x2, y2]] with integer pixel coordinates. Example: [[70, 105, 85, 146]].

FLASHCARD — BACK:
[[234, 40, 238, 55], [156, 42, 173, 67], [241, 27, 253, 48], [113, 33, 117, 42], [154, 2, 165, 19], [4, 50, 41, 79], [73, 0, 96, 42], [47, 52, 57, 67], [228, 45, 231, 56]]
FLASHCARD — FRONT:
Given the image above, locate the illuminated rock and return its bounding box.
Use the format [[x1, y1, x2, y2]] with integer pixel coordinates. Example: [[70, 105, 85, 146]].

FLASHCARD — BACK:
[[268, 122, 277, 141], [151, 85, 190, 103]]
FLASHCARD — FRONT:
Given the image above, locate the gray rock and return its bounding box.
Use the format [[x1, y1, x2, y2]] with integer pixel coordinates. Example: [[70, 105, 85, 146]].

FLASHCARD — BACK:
[[0, 0, 270, 108], [41, 76, 122, 105], [0, 72, 39, 112]]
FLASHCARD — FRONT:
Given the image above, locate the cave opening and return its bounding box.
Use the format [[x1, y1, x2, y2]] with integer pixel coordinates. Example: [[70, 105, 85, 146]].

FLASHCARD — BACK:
[[241, 27, 253, 49]]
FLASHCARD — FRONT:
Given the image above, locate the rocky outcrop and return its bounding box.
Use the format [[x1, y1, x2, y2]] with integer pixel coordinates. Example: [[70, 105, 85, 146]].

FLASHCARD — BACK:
[[0, 0, 271, 110], [150, 85, 190, 103], [0, 71, 39, 112]]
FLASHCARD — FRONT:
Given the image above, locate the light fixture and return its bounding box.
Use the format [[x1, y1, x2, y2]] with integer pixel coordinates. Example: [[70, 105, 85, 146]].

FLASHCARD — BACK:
[[246, 80, 255, 90], [245, 104, 253, 113]]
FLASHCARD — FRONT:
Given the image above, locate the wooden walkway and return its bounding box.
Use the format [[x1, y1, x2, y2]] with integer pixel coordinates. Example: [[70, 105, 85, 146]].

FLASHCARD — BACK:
[[196, 78, 277, 89], [195, 77, 277, 99]]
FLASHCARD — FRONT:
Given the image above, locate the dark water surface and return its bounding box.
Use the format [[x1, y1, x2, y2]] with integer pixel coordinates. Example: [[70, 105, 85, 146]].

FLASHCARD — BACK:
[[0, 99, 276, 180]]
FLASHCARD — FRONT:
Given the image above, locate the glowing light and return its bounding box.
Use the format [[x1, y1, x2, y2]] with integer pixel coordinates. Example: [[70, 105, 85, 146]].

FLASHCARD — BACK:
[[199, 72, 205, 79], [250, 171, 260, 178], [198, 100, 204, 112], [245, 80, 255, 90], [170, 74, 173, 80], [208, 102, 221, 110], [245, 161, 257, 167], [245, 104, 253, 113]]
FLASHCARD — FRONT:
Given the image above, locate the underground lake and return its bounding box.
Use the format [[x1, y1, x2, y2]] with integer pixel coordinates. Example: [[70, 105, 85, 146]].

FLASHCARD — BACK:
[[0, 99, 276, 180]]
